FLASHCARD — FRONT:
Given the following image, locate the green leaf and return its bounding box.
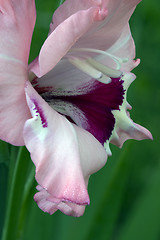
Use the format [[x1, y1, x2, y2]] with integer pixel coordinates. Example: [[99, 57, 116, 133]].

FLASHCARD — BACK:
[[117, 161, 160, 240], [0, 141, 11, 237], [0, 163, 9, 237], [1, 147, 35, 240]]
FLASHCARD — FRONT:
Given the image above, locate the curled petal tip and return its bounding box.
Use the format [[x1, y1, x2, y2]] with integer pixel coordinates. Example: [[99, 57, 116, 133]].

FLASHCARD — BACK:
[[34, 186, 87, 217], [134, 58, 140, 68], [150, 133, 153, 141], [148, 133, 153, 141], [137, 124, 153, 141]]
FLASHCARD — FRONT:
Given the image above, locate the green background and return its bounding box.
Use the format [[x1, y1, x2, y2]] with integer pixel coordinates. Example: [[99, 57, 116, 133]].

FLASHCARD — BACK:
[[0, 0, 160, 239]]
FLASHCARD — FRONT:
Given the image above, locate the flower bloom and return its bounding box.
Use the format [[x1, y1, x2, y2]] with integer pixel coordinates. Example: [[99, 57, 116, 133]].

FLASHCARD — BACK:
[[0, 0, 152, 217]]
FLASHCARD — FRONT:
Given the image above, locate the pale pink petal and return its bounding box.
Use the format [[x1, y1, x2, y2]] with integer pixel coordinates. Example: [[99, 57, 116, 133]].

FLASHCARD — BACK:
[[30, 0, 141, 77], [34, 117, 108, 216], [111, 122, 153, 148], [49, 0, 109, 32], [0, 0, 36, 64], [34, 186, 86, 217], [0, 0, 36, 145], [110, 73, 153, 147], [0, 0, 13, 15], [0, 61, 31, 145], [49, 0, 133, 34], [70, 0, 141, 72], [31, 59, 92, 91], [50, 0, 141, 67], [23, 82, 107, 212], [73, 0, 141, 51], [30, 7, 107, 77], [104, 24, 140, 71]]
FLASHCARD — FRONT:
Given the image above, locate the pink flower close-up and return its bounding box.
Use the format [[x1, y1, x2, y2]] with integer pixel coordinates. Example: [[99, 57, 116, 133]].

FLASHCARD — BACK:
[[0, 0, 152, 217]]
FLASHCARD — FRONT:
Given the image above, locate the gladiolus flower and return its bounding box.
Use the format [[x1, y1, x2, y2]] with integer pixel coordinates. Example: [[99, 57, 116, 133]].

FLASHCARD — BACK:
[[0, 0, 152, 217]]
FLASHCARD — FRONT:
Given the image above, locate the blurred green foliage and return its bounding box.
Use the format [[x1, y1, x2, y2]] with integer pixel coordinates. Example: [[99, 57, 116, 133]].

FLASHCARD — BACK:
[[0, 0, 160, 239]]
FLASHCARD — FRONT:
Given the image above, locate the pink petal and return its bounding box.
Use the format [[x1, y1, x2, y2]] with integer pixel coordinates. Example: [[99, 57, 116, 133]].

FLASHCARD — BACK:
[[70, 0, 141, 72], [31, 59, 92, 91], [30, 6, 107, 77], [104, 24, 140, 71], [23, 82, 107, 214], [115, 123, 153, 148], [49, 0, 108, 32], [111, 117, 153, 148], [0, 60, 31, 145], [0, 0, 36, 145], [0, 0, 13, 15], [34, 185, 86, 217], [0, 0, 36, 64], [50, 0, 141, 71], [30, 0, 141, 77], [73, 0, 141, 51], [110, 73, 153, 147]]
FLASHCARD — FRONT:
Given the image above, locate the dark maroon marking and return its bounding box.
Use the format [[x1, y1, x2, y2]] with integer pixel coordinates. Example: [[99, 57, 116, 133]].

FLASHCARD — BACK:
[[33, 78, 124, 144], [32, 78, 53, 94], [32, 99, 48, 128]]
